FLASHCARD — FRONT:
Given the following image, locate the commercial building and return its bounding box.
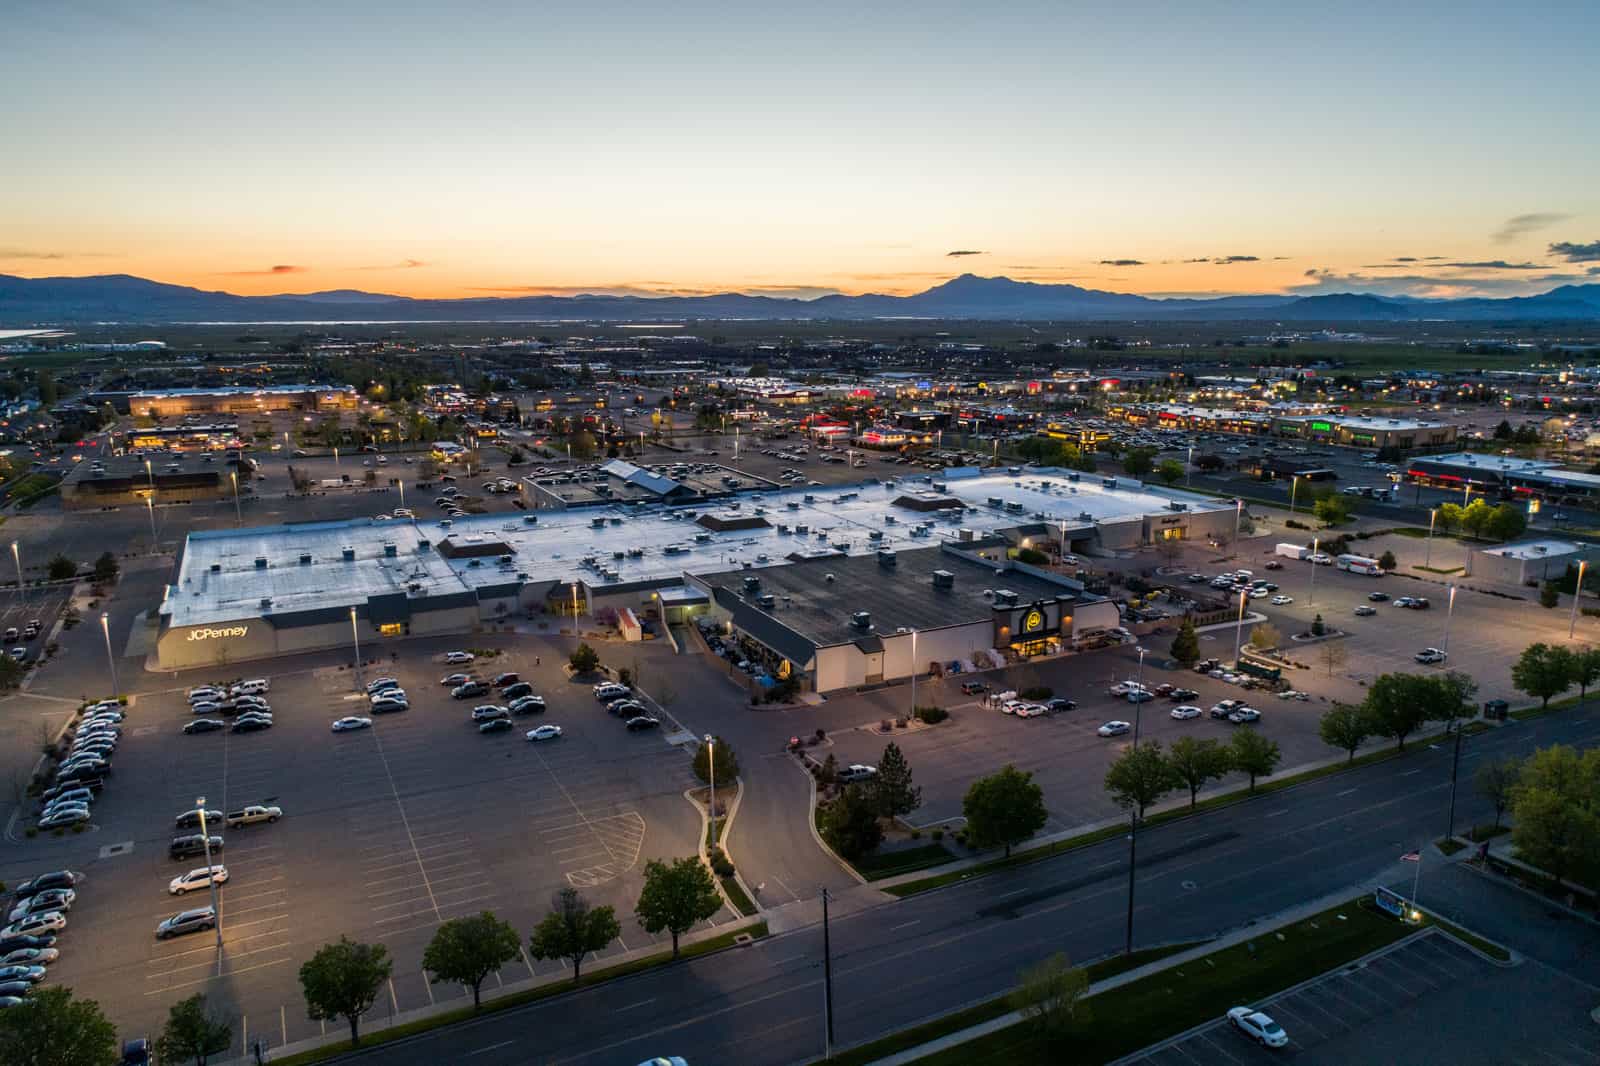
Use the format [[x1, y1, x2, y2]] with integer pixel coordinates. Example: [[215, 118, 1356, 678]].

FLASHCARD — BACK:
[[1271, 414, 1457, 450], [1470, 539, 1591, 586], [61, 452, 236, 511], [112, 385, 358, 418], [124, 421, 242, 452], [1405, 453, 1600, 503], [518, 458, 763, 510], [155, 468, 1232, 670]]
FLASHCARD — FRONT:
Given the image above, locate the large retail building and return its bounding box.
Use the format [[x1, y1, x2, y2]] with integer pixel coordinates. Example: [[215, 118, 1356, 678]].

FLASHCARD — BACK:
[[155, 467, 1233, 688]]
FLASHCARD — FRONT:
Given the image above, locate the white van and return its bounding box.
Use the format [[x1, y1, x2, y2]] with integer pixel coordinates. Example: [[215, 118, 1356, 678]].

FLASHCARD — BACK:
[[231, 679, 270, 696]]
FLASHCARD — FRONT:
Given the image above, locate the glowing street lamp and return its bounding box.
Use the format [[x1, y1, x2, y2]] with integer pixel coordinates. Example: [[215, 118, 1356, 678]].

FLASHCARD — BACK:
[[1570, 560, 1588, 639]]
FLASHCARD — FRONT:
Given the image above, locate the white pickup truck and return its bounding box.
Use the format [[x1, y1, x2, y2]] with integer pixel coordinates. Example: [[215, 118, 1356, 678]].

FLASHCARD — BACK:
[[225, 805, 282, 828]]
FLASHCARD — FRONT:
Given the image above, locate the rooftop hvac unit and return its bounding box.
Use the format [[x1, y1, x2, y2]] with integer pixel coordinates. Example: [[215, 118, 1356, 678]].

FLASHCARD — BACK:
[[743, 575, 761, 591], [757, 593, 776, 609], [1168, 501, 1188, 511], [932, 569, 954, 589], [298, 553, 312, 565], [592, 517, 606, 528], [1102, 478, 1118, 489], [995, 589, 1018, 606], [884, 515, 896, 524], [804, 494, 816, 503], [987, 496, 1003, 508], [958, 528, 975, 542], [795, 524, 809, 534], [407, 582, 422, 592], [787, 501, 800, 510], [851, 610, 872, 629], [384, 544, 398, 557], [259, 598, 271, 608], [209, 563, 221, 573], [878, 550, 897, 567], [825, 573, 836, 583], [342, 546, 355, 561], [254, 557, 267, 569], [868, 530, 884, 540], [1068, 472, 1080, 482], [418, 540, 431, 551]]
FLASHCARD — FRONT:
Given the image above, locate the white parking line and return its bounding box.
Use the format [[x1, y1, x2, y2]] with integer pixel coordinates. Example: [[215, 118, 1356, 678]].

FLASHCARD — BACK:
[[143, 954, 293, 994]]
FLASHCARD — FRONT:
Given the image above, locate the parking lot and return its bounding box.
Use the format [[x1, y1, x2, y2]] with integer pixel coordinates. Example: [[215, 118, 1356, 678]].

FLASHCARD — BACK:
[[15, 634, 725, 1055], [1122, 930, 1600, 1065]]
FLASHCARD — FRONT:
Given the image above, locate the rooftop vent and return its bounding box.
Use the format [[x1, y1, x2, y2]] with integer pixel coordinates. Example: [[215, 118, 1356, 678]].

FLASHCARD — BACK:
[[298, 553, 312, 565], [743, 575, 761, 592], [342, 546, 355, 561], [851, 610, 872, 629], [824, 573, 835, 583], [932, 569, 954, 589], [259, 597, 271, 608], [995, 589, 1019, 606], [209, 563, 221, 573], [254, 557, 267, 569], [878, 550, 897, 567], [417, 540, 431, 551], [757, 593, 776, 609]]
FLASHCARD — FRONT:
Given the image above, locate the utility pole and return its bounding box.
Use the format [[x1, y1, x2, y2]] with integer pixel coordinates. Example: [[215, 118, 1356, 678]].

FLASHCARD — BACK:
[[1124, 808, 1139, 955], [1445, 724, 1463, 842], [821, 886, 835, 1059]]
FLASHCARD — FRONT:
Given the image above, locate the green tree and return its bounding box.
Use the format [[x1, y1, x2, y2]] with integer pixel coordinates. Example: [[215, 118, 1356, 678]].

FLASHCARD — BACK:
[[963, 764, 1048, 858], [1168, 618, 1200, 667], [1165, 736, 1232, 807], [1512, 642, 1575, 708], [1509, 745, 1600, 888], [1435, 502, 1463, 534], [634, 856, 723, 958], [817, 751, 838, 788], [1311, 613, 1326, 637], [1103, 741, 1175, 819], [298, 937, 392, 1048], [1575, 647, 1600, 701], [1156, 459, 1184, 485], [1249, 622, 1281, 650], [1484, 503, 1526, 542], [1493, 419, 1513, 441], [568, 642, 599, 673], [528, 887, 621, 984], [1313, 491, 1352, 526], [1122, 448, 1156, 477], [1378, 550, 1397, 571], [870, 741, 922, 819], [1476, 756, 1523, 830], [422, 912, 521, 1010], [1363, 673, 1435, 750], [1228, 727, 1281, 792], [1540, 582, 1561, 609], [1459, 498, 1494, 539], [692, 735, 739, 786], [92, 552, 119, 584], [569, 430, 598, 460], [1318, 703, 1372, 764], [1009, 952, 1091, 1042], [36, 369, 57, 406], [155, 993, 232, 1066], [818, 783, 882, 860], [0, 985, 118, 1066], [46, 554, 76, 581]]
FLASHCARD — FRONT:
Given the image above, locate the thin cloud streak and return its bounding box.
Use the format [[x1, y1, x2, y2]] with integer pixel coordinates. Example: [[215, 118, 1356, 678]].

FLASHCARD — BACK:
[[1493, 213, 1571, 243]]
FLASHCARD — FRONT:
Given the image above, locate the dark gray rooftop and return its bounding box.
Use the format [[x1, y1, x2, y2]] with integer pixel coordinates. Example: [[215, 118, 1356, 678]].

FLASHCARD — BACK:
[[697, 545, 1078, 649]]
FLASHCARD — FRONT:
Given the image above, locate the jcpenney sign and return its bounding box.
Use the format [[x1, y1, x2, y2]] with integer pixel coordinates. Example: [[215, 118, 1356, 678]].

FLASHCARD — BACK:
[[187, 626, 250, 642]]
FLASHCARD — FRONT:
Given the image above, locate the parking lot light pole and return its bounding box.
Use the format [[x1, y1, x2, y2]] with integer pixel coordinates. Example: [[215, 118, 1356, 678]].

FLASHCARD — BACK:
[[1443, 585, 1458, 660], [1289, 476, 1300, 515], [1133, 647, 1146, 744], [1186, 444, 1193, 487], [146, 495, 158, 551], [909, 629, 918, 718], [100, 612, 118, 697], [196, 797, 224, 948], [230, 471, 242, 526], [1309, 537, 1320, 605], [398, 479, 405, 511], [1425, 508, 1438, 568], [1233, 588, 1248, 666], [1569, 559, 1587, 639], [704, 734, 716, 847], [349, 607, 362, 689], [10, 540, 21, 592]]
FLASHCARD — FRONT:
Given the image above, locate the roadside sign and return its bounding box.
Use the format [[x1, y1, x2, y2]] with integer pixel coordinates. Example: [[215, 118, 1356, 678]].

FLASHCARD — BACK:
[[1374, 886, 1406, 918]]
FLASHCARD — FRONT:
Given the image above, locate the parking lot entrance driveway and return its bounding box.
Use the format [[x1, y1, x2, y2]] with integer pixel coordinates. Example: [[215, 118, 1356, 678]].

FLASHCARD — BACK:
[[1123, 930, 1600, 1066]]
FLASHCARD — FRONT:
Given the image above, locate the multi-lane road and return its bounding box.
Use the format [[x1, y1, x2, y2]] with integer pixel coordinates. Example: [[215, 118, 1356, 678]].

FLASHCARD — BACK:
[[357, 693, 1600, 1066]]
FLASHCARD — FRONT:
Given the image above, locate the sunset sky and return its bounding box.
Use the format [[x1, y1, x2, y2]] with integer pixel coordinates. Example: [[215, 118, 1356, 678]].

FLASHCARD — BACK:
[[4, 0, 1597, 301]]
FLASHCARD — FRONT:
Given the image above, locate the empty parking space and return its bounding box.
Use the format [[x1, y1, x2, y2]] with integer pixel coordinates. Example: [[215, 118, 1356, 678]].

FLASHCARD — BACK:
[[27, 635, 720, 1056], [1123, 931, 1600, 1066]]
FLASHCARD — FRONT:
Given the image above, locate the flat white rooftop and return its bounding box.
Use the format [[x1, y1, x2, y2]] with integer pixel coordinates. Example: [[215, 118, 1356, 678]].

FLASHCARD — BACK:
[[166, 469, 1229, 628], [1478, 539, 1585, 561]]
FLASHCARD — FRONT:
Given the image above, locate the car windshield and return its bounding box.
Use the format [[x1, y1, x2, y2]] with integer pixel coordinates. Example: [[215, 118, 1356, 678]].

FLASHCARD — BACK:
[[1262, 1021, 1283, 1035]]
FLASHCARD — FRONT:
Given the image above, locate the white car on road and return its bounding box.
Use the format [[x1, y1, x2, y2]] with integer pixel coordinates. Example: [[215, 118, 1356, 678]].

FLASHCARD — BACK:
[[445, 651, 475, 664], [1269, 595, 1294, 606], [526, 725, 563, 742], [1170, 705, 1202, 720], [1097, 720, 1132, 737], [1227, 1006, 1288, 1047], [1414, 648, 1447, 664], [331, 716, 372, 733]]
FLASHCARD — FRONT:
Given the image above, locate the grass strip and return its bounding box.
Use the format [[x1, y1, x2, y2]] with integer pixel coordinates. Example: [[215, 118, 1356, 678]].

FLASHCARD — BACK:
[[270, 922, 768, 1066], [1435, 837, 1466, 856], [854, 843, 960, 881], [1465, 823, 1510, 843], [911, 900, 1412, 1065], [820, 942, 1202, 1066], [886, 745, 1409, 898], [1423, 915, 1511, 962], [721, 874, 758, 917]]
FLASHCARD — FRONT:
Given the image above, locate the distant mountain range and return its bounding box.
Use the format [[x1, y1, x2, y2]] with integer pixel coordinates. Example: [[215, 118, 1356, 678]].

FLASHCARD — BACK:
[[4, 271, 1600, 325]]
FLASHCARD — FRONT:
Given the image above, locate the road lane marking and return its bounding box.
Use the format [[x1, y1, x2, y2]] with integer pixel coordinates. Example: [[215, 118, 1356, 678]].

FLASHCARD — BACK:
[[889, 920, 920, 932], [617, 998, 656, 1012], [470, 1041, 515, 1055], [1266, 808, 1289, 818], [1400, 769, 1422, 776], [1336, 788, 1358, 797]]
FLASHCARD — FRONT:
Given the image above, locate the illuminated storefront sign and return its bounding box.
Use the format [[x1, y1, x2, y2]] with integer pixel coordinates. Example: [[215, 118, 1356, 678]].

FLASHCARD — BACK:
[[186, 626, 249, 642]]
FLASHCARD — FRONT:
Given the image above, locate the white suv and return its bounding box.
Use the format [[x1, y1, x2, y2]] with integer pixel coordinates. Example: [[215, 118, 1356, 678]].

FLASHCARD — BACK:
[[232, 679, 270, 696], [169, 866, 228, 895]]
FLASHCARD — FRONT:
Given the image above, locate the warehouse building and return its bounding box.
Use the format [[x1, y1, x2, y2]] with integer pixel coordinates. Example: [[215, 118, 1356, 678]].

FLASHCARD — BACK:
[[1470, 539, 1591, 587], [155, 468, 1230, 669], [61, 452, 238, 511], [107, 385, 358, 417], [1405, 452, 1600, 502]]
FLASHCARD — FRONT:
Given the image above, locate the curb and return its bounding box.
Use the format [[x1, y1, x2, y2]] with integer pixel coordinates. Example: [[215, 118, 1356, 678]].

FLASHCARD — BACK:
[[801, 756, 867, 886]]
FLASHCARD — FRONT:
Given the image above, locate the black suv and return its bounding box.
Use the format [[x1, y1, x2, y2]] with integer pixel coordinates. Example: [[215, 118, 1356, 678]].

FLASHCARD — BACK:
[[174, 810, 222, 831], [169, 835, 224, 860], [492, 672, 520, 688], [1045, 698, 1077, 713], [501, 682, 534, 700]]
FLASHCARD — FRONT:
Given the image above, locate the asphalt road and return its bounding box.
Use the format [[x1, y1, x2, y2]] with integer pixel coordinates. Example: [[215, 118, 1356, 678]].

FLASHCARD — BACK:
[[355, 692, 1600, 1066]]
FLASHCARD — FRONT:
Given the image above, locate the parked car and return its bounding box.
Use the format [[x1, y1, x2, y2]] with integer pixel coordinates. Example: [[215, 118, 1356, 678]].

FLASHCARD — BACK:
[[8, 891, 73, 923], [445, 651, 475, 664], [501, 682, 534, 700], [492, 672, 520, 688], [837, 764, 877, 783], [452, 681, 489, 699], [1170, 705, 1203, 720], [0, 912, 66, 938], [174, 809, 223, 831], [0, 947, 57, 967], [1228, 707, 1262, 724], [1045, 698, 1077, 714], [0, 935, 57, 954], [230, 679, 270, 696], [225, 805, 281, 828], [478, 718, 514, 734], [368, 688, 405, 704], [625, 716, 661, 731], [593, 683, 630, 702], [960, 680, 987, 695], [439, 672, 472, 686], [1414, 648, 1447, 664], [169, 866, 228, 895], [1368, 592, 1390, 602], [471, 705, 509, 722], [1210, 700, 1243, 719], [331, 716, 372, 733], [183, 719, 226, 735], [169, 835, 224, 861], [37, 809, 90, 830], [1227, 1007, 1288, 1048], [1166, 688, 1199, 701], [365, 677, 400, 694], [509, 695, 546, 715], [1269, 595, 1294, 606], [370, 698, 408, 715], [155, 907, 217, 940], [1354, 605, 1377, 617], [231, 717, 272, 734], [526, 724, 563, 742], [1097, 721, 1132, 737]]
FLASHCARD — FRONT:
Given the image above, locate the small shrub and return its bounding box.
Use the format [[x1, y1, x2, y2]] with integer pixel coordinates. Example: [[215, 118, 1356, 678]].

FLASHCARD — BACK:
[[814, 728, 826, 741], [954, 831, 968, 845], [932, 828, 945, 841], [910, 828, 922, 840], [712, 855, 735, 878], [915, 705, 949, 724], [71, 823, 86, 834], [894, 717, 907, 729], [1019, 686, 1053, 700], [24, 828, 36, 838]]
